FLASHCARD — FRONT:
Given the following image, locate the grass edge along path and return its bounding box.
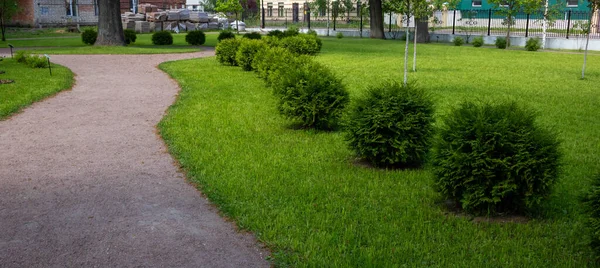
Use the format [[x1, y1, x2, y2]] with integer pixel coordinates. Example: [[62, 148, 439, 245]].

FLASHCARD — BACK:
[[158, 41, 598, 266], [0, 58, 73, 120]]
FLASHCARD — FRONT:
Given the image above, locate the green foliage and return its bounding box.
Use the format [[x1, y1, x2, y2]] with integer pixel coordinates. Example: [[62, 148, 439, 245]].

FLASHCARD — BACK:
[[185, 30, 206, 45], [431, 101, 561, 215], [217, 30, 236, 42], [215, 0, 243, 13], [279, 34, 322, 55], [583, 173, 600, 258], [495, 37, 507, 49], [123, 29, 137, 45], [453, 36, 464, 46], [15, 50, 28, 63], [261, 35, 281, 47], [472, 36, 484, 47], [283, 26, 300, 37], [267, 30, 284, 38], [25, 54, 48, 68], [525, 37, 541, 51], [215, 38, 241, 66], [235, 39, 267, 71], [252, 46, 297, 83], [271, 60, 350, 129], [336, 32, 344, 39], [307, 29, 318, 36], [152, 31, 173, 45], [81, 29, 97, 45], [345, 82, 435, 168], [243, 32, 262, 40]]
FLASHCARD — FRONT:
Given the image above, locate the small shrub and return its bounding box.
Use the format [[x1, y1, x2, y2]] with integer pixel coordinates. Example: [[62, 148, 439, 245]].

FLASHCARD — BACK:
[[271, 60, 350, 130], [15, 50, 28, 63], [215, 38, 241, 66], [525, 37, 541, 51], [336, 32, 344, 39], [26, 54, 48, 68], [261, 35, 281, 48], [185, 30, 206, 45], [472, 36, 484, 47], [583, 173, 600, 257], [267, 30, 284, 38], [283, 26, 300, 37], [279, 34, 322, 55], [124, 29, 137, 45], [345, 82, 435, 168], [453, 36, 464, 46], [218, 30, 236, 42], [81, 28, 97, 45], [252, 46, 298, 83], [307, 29, 317, 36], [243, 32, 262, 40], [431, 101, 561, 215], [495, 37, 507, 49], [152, 31, 173, 45], [236, 39, 267, 71]]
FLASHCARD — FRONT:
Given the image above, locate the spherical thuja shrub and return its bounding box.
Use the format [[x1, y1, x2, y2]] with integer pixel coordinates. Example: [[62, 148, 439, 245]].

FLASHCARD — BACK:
[[152, 31, 173, 45], [453, 36, 464, 46], [124, 29, 137, 45], [243, 32, 262, 40], [81, 28, 97, 45], [525, 37, 541, 51], [472, 36, 484, 47], [217, 30, 236, 42], [431, 101, 561, 215], [271, 60, 350, 130], [185, 30, 206, 45], [583, 173, 600, 256], [215, 38, 241, 66], [252, 46, 297, 83], [279, 34, 321, 55], [235, 39, 267, 71], [267, 30, 284, 38], [495, 37, 507, 49], [345, 82, 434, 168]]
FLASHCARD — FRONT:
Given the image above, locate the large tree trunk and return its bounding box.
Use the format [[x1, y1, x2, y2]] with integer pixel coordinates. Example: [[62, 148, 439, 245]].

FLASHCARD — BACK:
[[369, 0, 384, 39], [96, 0, 125, 46]]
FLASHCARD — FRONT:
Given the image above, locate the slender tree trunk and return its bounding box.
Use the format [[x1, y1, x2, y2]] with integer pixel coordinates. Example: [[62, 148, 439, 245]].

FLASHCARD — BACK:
[[581, 15, 592, 79], [506, 16, 511, 47], [404, 13, 410, 86], [369, 0, 384, 39], [413, 22, 417, 72], [96, 0, 125, 46], [327, 0, 330, 36], [542, 0, 548, 49]]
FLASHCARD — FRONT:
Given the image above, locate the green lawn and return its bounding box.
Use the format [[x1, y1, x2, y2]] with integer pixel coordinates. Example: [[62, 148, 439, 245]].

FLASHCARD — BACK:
[[158, 39, 599, 266], [0, 58, 73, 120]]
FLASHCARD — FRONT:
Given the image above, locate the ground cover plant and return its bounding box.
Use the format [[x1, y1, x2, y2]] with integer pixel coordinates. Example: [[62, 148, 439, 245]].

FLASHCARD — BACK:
[[0, 58, 73, 119], [159, 38, 600, 266]]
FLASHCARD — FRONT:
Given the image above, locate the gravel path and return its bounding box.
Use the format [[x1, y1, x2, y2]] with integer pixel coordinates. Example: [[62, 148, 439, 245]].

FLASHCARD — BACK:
[[0, 50, 270, 267]]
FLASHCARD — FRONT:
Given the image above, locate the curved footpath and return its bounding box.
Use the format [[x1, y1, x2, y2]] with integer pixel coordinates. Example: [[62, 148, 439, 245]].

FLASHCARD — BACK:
[[0, 50, 270, 267]]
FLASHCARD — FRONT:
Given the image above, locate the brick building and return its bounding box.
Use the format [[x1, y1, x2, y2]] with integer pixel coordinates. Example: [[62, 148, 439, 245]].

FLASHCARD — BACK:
[[12, 0, 184, 27]]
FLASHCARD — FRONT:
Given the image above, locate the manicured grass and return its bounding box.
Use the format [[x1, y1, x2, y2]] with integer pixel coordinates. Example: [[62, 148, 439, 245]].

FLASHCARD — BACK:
[[159, 38, 600, 266], [0, 32, 219, 54], [0, 58, 73, 120]]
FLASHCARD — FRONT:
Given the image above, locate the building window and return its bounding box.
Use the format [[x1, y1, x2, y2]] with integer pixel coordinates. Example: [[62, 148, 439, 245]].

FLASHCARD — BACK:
[[267, 3, 273, 17], [94, 0, 98, 16], [278, 2, 284, 17], [472, 0, 482, 7], [566, 0, 578, 7], [66, 0, 77, 16], [41, 7, 49, 15]]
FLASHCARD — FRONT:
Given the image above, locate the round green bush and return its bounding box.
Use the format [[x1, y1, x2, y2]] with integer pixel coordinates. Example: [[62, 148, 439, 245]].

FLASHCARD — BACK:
[[279, 34, 322, 55], [81, 29, 97, 45], [152, 31, 173, 45], [26, 54, 48, 68], [345, 82, 434, 168], [271, 60, 350, 130], [252, 46, 297, 83], [243, 32, 262, 40], [431, 101, 561, 215], [235, 39, 267, 71], [336, 32, 344, 39], [583, 173, 600, 257], [525, 37, 541, 51], [453, 36, 464, 46], [124, 29, 137, 45], [185, 30, 206, 45], [15, 50, 28, 63], [307, 29, 318, 36], [218, 30, 236, 42], [267, 30, 284, 38], [215, 38, 241, 66], [495, 37, 507, 49], [283, 26, 300, 37], [472, 36, 484, 47]]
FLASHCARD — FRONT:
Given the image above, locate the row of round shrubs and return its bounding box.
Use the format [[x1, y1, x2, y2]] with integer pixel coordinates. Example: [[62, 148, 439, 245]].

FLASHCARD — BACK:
[[81, 29, 206, 46], [14, 50, 48, 68], [453, 36, 541, 51], [215, 29, 562, 217]]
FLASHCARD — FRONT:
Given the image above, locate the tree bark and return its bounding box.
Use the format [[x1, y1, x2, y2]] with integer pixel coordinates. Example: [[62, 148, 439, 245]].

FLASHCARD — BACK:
[[96, 0, 125, 46], [369, 0, 384, 39], [582, 14, 592, 79]]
